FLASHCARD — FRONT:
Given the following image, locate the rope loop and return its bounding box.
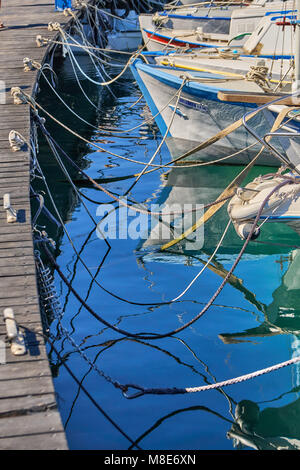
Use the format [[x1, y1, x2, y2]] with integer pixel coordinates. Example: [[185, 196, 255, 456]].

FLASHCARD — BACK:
[[122, 384, 146, 399], [23, 57, 41, 72], [48, 22, 61, 32], [36, 34, 48, 47], [245, 61, 272, 92], [8, 130, 26, 152], [10, 87, 28, 105]]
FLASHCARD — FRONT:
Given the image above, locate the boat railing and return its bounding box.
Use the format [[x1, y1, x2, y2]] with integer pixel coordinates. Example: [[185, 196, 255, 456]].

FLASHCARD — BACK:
[[242, 92, 300, 176]]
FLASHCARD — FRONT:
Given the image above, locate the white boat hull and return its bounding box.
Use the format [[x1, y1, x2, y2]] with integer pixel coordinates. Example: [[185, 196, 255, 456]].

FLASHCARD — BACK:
[[134, 66, 284, 165]]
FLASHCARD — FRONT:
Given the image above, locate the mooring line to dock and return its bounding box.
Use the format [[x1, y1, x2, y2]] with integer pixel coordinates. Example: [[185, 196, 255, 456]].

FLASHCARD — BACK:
[[13, 86, 264, 173]]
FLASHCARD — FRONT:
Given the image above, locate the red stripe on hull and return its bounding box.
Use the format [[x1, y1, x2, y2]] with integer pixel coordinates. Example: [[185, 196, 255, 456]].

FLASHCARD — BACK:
[[146, 32, 200, 48]]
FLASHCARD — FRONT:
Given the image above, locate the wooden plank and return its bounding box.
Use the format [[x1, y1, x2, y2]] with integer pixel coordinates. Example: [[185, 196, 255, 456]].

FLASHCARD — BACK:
[[0, 412, 66, 437], [0, 247, 35, 258], [0, 376, 57, 399], [0, 395, 59, 418], [0, 360, 51, 381], [217, 90, 300, 106], [0, 432, 68, 450]]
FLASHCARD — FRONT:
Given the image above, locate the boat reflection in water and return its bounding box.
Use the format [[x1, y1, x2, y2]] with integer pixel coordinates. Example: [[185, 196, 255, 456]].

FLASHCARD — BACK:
[[136, 162, 300, 450], [222, 248, 300, 450]]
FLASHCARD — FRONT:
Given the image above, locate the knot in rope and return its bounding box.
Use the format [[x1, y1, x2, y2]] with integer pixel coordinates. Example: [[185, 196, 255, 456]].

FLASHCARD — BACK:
[[36, 34, 48, 48], [23, 57, 41, 72], [245, 62, 272, 92], [63, 8, 73, 17], [161, 58, 174, 67], [152, 12, 168, 26], [48, 22, 61, 32], [10, 87, 28, 105], [8, 130, 25, 152]]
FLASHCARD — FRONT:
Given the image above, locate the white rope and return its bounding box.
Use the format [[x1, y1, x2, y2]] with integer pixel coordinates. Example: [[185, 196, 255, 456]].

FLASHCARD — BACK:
[[185, 355, 300, 393]]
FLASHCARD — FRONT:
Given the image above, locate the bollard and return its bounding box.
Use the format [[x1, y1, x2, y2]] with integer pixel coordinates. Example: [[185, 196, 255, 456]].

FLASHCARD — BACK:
[[3, 308, 27, 356], [3, 194, 17, 223]]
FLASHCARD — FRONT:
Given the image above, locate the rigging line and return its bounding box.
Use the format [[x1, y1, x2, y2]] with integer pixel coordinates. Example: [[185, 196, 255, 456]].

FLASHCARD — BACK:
[[61, 33, 116, 98], [43, 121, 235, 265], [47, 30, 127, 64], [56, 53, 192, 137], [59, 25, 147, 87], [62, 43, 108, 111], [65, 39, 121, 113], [125, 77, 187, 191], [32, 164, 162, 312], [42, 132, 101, 230], [18, 325, 141, 449], [39, 62, 191, 172], [43, 291, 237, 416], [171, 220, 231, 302], [127, 353, 300, 398], [30, 87, 290, 173], [34, 147, 155, 309], [64, 10, 112, 67], [37, 175, 229, 310], [81, 4, 108, 50], [30, 90, 194, 166], [63, 27, 122, 72], [61, 332, 227, 395], [39, 67, 104, 131], [62, 337, 115, 430], [85, 1, 143, 25], [33, 168, 191, 308], [40, 179, 296, 342], [65, 1, 191, 87], [63, 30, 116, 84], [129, 337, 236, 412], [127, 405, 235, 450], [39, 119, 233, 217], [172, 336, 236, 414], [28, 89, 260, 170], [60, 226, 102, 332]]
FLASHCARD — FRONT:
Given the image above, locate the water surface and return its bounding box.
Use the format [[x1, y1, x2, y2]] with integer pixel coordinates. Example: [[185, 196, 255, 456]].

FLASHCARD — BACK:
[[33, 52, 300, 451]]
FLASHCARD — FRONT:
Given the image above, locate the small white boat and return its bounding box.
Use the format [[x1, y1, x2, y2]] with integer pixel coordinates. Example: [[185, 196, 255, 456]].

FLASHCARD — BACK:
[[140, 0, 295, 52], [63, 9, 142, 55], [139, 5, 233, 39], [130, 52, 300, 166], [105, 9, 142, 51]]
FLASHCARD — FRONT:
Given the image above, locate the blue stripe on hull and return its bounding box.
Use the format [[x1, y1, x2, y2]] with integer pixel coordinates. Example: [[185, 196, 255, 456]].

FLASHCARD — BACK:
[[166, 14, 231, 20]]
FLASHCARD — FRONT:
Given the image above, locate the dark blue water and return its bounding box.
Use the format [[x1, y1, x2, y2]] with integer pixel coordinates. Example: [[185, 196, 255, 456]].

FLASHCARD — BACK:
[[34, 52, 300, 451]]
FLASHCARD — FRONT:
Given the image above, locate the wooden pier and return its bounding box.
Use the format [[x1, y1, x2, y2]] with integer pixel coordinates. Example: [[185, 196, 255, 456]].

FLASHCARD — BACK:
[[0, 0, 81, 450]]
